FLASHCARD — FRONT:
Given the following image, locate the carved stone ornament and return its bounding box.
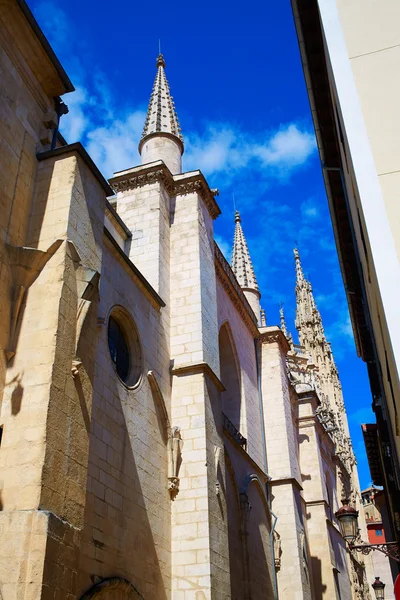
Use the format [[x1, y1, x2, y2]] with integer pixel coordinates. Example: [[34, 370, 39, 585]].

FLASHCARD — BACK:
[[110, 167, 221, 220], [168, 426, 183, 500], [274, 530, 282, 570], [112, 169, 175, 197]]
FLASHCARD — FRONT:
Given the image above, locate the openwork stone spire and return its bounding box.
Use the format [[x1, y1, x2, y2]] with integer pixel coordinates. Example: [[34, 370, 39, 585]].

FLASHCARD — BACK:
[[294, 248, 326, 346], [140, 54, 183, 148], [231, 211, 259, 291]]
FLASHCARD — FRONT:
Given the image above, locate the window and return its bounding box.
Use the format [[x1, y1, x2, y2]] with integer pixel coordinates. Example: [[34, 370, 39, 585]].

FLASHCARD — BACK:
[[376, 529, 383, 537], [107, 307, 142, 387]]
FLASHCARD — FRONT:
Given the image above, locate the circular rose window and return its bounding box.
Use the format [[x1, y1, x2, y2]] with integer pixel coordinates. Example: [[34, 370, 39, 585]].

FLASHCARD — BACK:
[[107, 307, 142, 387]]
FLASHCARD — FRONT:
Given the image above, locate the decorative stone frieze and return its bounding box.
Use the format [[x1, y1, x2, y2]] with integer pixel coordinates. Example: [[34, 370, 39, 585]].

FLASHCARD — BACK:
[[259, 326, 290, 353], [110, 167, 175, 196], [109, 163, 221, 219]]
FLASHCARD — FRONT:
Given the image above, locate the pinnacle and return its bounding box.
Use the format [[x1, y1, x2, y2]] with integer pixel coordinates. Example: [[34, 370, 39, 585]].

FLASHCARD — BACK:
[[231, 211, 259, 291], [140, 53, 184, 147], [294, 247, 305, 284], [279, 304, 294, 347], [294, 248, 327, 347]]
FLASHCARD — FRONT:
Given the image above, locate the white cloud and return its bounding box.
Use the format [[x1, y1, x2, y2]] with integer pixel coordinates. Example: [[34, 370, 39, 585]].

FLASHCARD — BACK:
[[184, 122, 316, 181], [86, 111, 145, 176], [256, 124, 316, 169]]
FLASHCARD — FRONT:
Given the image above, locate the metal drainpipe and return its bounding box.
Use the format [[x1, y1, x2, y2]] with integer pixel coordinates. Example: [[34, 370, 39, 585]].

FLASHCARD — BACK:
[[254, 338, 279, 600]]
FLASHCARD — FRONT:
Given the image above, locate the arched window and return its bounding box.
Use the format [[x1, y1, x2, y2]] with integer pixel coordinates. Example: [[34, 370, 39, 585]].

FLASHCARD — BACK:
[[219, 323, 241, 430], [107, 306, 142, 387], [81, 577, 142, 599]]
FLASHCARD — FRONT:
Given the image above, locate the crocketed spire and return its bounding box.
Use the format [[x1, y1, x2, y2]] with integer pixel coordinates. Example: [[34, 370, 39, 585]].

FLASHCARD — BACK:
[[140, 54, 183, 149], [294, 248, 326, 346], [279, 304, 294, 349], [231, 211, 259, 291]]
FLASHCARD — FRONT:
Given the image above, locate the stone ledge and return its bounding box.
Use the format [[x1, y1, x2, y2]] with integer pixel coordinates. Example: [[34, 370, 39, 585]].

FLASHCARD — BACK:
[[270, 476, 303, 491], [171, 361, 225, 392], [105, 200, 132, 240], [37, 142, 113, 196], [103, 228, 165, 309]]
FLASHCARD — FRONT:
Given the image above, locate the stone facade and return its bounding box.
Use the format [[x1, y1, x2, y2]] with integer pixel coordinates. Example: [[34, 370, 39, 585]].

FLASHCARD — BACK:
[[0, 2, 372, 599]]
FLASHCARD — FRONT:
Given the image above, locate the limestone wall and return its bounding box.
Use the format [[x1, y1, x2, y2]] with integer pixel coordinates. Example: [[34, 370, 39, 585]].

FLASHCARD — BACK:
[[77, 238, 171, 599], [216, 280, 264, 469], [0, 10, 61, 407]]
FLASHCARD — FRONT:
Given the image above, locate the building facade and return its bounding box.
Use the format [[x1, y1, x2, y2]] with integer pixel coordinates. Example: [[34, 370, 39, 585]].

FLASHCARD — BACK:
[[361, 486, 395, 598], [290, 0, 400, 553], [0, 1, 372, 598]]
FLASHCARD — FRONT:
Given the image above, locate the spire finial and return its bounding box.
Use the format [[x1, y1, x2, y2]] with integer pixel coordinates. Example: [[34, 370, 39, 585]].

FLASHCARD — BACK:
[[280, 302, 294, 348], [261, 308, 267, 327], [231, 211, 258, 291], [294, 247, 305, 284], [156, 53, 165, 68]]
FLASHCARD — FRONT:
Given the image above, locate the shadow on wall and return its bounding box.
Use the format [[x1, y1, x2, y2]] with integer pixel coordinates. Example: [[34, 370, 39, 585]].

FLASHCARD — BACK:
[[5, 373, 24, 416], [219, 322, 241, 430], [225, 454, 245, 600], [78, 294, 169, 599], [310, 557, 327, 600], [247, 480, 274, 600]]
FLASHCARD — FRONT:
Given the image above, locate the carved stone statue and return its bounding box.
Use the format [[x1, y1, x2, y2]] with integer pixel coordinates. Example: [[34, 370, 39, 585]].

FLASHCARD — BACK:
[[168, 426, 183, 500], [274, 531, 282, 570]]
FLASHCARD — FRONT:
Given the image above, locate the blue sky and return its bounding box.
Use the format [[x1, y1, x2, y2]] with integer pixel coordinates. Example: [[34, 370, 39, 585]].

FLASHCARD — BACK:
[[30, 0, 375, 488]]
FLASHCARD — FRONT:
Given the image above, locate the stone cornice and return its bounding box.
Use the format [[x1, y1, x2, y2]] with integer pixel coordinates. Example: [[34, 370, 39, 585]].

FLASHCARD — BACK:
[[108, 163, 222, 220], [171, 361, 225, 392], [214, 243, 259, 337], [259, 327, 290, 353], [173, 172, 221, 220], [109, 161, 175, 196], [1, 0, 74, 99]]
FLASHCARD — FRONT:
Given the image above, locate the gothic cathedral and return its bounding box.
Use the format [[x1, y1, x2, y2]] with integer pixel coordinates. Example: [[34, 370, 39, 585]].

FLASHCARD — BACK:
[[0, 2, 373, 598]]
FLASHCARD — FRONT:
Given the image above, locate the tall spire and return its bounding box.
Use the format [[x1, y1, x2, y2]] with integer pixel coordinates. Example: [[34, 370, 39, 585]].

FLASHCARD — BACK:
[[293, 250, 355, 470], [140, 54, 183, 148], [231, 211, 259, 291], [294, 248, 326, 346], [139, 54, 184, 174], [231, 211, 261, 324]]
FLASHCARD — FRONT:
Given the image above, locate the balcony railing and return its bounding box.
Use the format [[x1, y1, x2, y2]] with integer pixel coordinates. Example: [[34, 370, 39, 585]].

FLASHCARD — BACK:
[[223, 412, 247, 451]]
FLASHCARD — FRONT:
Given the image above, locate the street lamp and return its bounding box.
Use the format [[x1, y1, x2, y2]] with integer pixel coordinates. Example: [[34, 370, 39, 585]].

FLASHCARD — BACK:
[[334, 500, 400, 563], [371, 577, 385, 600], [335, 501, 359, 543]]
